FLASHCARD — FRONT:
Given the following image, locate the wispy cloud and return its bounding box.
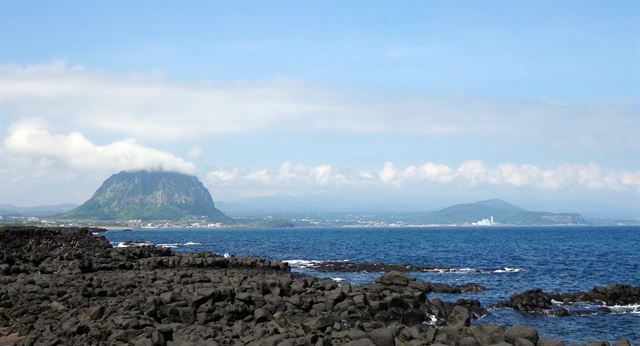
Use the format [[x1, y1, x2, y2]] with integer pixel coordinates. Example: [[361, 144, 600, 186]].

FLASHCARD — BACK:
[[2, 62, 637, 152], [205, 161, 640, 199]]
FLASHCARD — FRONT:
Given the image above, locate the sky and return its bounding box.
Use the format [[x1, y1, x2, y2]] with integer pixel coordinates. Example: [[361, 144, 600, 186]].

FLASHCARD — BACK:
[[1, 1, 639, 217]]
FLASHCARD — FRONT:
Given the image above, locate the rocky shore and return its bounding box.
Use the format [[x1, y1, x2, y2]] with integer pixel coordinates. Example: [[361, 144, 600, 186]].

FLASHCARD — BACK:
[[499, 285, 640, 317], [310, 262, 450, 274], [0, 226, 634, 346]]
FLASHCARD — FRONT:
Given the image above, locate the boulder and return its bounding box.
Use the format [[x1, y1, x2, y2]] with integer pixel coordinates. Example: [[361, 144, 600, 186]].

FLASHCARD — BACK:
[[515, 338, 535, 346], [307, 316, 333, 332], [369, 327, 396, 346], [509, 289, 552, 312], [350, 338, 375, 346], [471, 324, 505, 346], [445, 306, 470, 329], [376, 272, 410, 286], [254, 308, 273, 323], [537, 338, 565, 346], [459, 336, 481, 346], [505, 325, 538, 343]]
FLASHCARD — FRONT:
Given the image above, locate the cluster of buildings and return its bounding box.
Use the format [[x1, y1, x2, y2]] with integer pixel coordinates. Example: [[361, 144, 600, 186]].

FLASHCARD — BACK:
[[126, 220, 225, 229], [471, 216, 496, 226]]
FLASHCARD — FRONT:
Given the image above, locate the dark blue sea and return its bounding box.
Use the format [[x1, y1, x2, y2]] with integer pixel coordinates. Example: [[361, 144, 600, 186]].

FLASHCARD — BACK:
[[104, 226, 640, 343]]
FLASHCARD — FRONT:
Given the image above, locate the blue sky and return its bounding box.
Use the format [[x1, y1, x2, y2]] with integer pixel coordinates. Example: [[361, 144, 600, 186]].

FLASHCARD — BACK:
[[1, 1, 639, 217], [3, 1, 638, 99]]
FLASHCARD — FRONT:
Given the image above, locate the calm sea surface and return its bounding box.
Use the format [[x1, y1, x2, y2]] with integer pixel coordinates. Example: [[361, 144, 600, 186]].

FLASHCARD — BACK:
[[104, 226, 640, 343]]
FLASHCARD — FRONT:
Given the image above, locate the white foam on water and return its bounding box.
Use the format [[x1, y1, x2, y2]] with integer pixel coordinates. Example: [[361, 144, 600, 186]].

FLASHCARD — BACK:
[[549, 301, 640, 315], [114, 241, 153, 248], [424, 268, 449, 273], [493, 267, 526, 273], [423, 266, 525, 274], [608, 304, 640, 314], [223, 253, 231, 258], [113, 240, 204, 248], [454, 268, 480, 273], [284, 259, 325, 268], [284, 259, 350, 269], [332, 278, 346, 282], [283, 260, 525, 275], [425, 314, 438, 325]]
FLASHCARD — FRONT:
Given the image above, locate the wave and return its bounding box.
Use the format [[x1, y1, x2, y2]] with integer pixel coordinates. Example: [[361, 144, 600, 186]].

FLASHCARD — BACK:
[[424, 267, 526, 274], [114, 241, 153, 248], [284, 259, 349, 269], [493, 267, 526, 273], [284, 259, 525, 274], [550, 301, 640, 315], [284, 259, 327, 268], [156, 243, 180, 248], [608, 304, 640, 314], [112, 241, 202, 248], [427, 267, 480, 274]]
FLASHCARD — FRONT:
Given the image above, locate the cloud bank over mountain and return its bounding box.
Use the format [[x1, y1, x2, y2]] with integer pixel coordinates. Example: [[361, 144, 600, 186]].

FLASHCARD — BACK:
[[4, 120, 195, 174], [205, 161, 639, 198], [1, 62, 638, 216]]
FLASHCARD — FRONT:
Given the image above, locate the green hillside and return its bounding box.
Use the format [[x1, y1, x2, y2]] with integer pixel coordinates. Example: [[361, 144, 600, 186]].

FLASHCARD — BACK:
[[424, 199, 585, 225], [64, 171, 230, 222]]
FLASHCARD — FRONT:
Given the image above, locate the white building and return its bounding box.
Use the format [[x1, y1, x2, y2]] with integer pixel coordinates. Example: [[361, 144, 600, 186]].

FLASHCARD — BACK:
[[472, 216, 495, 226]]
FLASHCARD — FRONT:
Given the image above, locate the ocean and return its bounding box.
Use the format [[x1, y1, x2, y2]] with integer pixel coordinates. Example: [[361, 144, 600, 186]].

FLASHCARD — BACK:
[[104, 226, 640, 343]]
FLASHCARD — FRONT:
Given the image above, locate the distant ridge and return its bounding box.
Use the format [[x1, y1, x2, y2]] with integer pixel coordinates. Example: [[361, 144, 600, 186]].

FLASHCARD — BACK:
[[0, 203, 78, 217], [428, 199, 585, 225], [218, 196, 586, 225], [64, 170, 229, 222]]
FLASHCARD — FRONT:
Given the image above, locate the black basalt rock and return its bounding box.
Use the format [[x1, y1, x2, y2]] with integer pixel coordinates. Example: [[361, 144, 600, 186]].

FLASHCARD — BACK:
[[0, 226, 630, 345]]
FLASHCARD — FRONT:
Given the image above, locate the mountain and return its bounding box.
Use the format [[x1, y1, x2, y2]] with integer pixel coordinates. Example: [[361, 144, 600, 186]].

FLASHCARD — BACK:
[[424, 199, 586, 225], [0, 203, 78, 217], [63, 171, 229, 222]]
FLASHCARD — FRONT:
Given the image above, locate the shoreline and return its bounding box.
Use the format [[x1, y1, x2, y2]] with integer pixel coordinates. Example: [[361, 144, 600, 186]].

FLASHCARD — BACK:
[[1, 226, 637, 345], [93, 224, 640, 231]]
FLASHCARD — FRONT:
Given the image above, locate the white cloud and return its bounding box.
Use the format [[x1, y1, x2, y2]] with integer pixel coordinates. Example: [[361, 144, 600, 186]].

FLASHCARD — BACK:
[[379, 162, 398, 184], [457, 160, 488, 185], [203, 160, 640, 199], [359, 171, 375, 180], [206, 168, 238, 182], [2, 62, 637, 153], [207, 162, 338, 188], [2, 62, 637, 212], [3, 120, 195, 174], [245, 169, 271, 183], [313, 164, 333, 185], [418, 162, 456, 183], [401, 165, 418, 179]]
